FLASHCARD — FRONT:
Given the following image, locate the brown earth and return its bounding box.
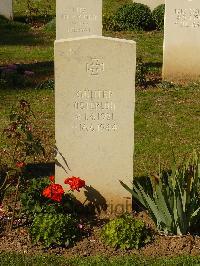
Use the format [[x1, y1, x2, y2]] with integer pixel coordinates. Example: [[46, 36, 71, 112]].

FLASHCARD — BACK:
[[1, 212, 200, 258]]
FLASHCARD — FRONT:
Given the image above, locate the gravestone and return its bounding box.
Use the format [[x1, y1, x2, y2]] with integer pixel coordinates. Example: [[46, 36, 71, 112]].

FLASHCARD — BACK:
[[55, 36, 136, 214], [56, 0, 102, 39], [133, 0, 164, 10], [0, 0, 13, 20], [163, 0, 200, 81]]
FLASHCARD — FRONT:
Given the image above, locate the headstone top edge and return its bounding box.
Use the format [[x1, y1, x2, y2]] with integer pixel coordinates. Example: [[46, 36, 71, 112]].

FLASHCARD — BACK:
[[55, 36, 136, 45]]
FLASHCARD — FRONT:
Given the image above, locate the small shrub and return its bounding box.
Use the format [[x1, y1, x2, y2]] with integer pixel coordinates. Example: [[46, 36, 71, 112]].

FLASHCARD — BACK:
[[152, 4, 165, 30], [20, 176, 77, 221], [113, 3, 154, 31], [30, 213, 80, 247], [0, 100, 44, 200], [120, 150, 200, 235], [103, 13, 121, 31], [101, 214, 152, 249]]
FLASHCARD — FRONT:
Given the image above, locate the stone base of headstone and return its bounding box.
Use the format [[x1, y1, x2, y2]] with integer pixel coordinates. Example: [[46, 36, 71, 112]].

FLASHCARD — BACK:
[[55, 36, 136, 215]]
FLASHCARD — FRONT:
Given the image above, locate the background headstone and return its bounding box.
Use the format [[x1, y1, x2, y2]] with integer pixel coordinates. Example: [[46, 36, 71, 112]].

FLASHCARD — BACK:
[[133, 0, 164, 10], [163, 0, 200, 81], [0, 0, 13, 20], [55, 36, 136, 213], [56, 0, 102, 39]]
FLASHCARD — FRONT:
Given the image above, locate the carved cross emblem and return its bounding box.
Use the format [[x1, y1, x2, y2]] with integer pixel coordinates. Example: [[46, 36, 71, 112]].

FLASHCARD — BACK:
[[86, 59, 104, 76]]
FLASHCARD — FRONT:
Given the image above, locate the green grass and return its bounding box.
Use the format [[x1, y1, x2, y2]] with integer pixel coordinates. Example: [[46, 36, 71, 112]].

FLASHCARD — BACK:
[[0, 89, 55, 162], [134, 84, 200, 176], [0, 13, 199, 176], [0, 84, 199, 176], [0, 17, 196, 176], [1, 252, 200, 266], [13, 0, 131, 17], [103, 0, 132, 14]]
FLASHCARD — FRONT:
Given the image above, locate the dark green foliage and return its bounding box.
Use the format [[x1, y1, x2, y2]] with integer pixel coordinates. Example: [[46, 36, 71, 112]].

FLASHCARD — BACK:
[[101, 214, 152, 249], [20, 177, 76, 220], [30, 213, 80, 247], [113, 3, 154, 31], [20, 176, 49, 218], [103, 13, 121, 31], [152, 4, 165, 30], [0, 16, 30, 32], [121, 151, 200, 235]]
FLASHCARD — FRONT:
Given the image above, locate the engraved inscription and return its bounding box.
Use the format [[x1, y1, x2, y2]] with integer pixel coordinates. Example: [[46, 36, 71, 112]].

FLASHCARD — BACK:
[[174, 8, 200, 28], [61, 7, 98, 34], [86, 59, 104, 76], [73, 89, 117, 133]]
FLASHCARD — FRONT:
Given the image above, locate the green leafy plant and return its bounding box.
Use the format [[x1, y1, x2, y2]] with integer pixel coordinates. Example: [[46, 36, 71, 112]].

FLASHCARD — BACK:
[[101, 213, 152, 249], [20, 176, 77, 221], [0, 100, 45, 229], [103, 13, 121, 31], [120, 150, 200, 235], [113, 3, 154, 31], [152, 4, 165, 30], [30, 213, 80, 247]]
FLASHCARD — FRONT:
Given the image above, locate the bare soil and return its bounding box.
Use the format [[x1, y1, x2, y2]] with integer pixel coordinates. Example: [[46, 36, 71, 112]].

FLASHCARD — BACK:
[[1, 212, 200, 258]]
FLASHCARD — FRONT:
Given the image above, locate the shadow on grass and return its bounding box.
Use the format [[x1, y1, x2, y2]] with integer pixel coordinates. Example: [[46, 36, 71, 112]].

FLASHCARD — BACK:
[[145, 62, 162, 71], [21, 61, 54, 77], [0, 61, 54, 89], [0, 18, 48, 46], [15, 15, 55, 25]]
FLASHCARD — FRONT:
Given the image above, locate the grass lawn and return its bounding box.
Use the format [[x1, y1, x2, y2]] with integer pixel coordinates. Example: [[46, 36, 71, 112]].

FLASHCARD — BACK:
[[13, 0, 132, 17], [0, 13, 199, 176], [1, 252, 200, 266]]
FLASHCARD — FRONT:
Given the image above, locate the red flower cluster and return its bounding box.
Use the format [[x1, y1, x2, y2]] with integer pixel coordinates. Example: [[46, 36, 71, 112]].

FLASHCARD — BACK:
[[42, 184, 64, 202], [49, 175, 55, 183], [16, 161, 26, 168], [64, 176, 85, 192]]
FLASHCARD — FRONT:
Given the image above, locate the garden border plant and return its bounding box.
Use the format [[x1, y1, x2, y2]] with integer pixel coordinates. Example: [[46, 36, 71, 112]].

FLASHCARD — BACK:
[[120, 150, 200, 235], [101, 213, 152, 250], [26, 175, 86, 247], [0, 100, 45, 230]]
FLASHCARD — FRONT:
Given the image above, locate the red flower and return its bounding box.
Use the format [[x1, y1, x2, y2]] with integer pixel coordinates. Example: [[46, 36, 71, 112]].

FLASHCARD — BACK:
[[16, 161, 26, 168], [49, 175, 55, 183], [64, 176, 85, 192], [42, 184, 64, 202]]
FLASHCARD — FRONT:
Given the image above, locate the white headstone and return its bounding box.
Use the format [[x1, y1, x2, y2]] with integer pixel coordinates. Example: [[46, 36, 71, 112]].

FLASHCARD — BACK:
[[56, 0, 102, 40], [163, 0, 200, 81], [0, 0, 13, 20], [133, 0, 164, 10], [55, 36, 136, 214]]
